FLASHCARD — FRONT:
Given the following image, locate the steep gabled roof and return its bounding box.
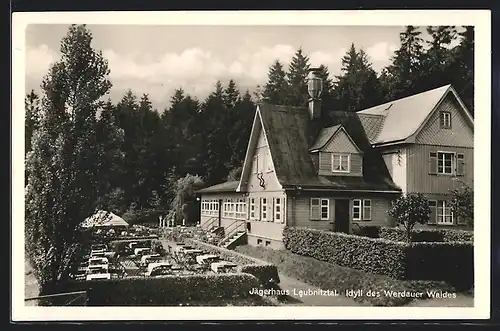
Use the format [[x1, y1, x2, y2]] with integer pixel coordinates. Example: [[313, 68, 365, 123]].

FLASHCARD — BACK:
[[357, 84, 473, 146], [257, 104, 400, 192], [309, 124, 342, 151]]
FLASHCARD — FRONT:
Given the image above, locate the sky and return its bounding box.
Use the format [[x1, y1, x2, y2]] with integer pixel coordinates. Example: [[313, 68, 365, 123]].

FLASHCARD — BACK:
[[24, 24, 460, 110]]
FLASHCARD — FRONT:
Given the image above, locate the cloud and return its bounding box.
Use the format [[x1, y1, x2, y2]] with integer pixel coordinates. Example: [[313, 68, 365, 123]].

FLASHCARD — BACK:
[[24, 43, 364, 109], [365, 42, 398, 72], [25, 44, 58, 84]]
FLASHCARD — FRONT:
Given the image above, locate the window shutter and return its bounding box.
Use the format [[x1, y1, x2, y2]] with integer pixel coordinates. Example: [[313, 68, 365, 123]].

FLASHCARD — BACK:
[[456, 154, 465, 176], [310, 198, 320, 220], [428, 201, 437, 224], [282, 197, 286, 224], [429, 152, 437, 175]]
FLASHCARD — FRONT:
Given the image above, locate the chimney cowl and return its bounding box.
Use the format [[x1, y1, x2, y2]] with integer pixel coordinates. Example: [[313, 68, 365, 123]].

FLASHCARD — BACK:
[[307, 67, 322, 120]]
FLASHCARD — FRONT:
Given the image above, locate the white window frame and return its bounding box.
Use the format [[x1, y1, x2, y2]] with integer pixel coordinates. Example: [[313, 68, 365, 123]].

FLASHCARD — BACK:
[[235, 199, 246, 219], [437, 151, 456, 175], [332, 153, 350, 173], [320, 199, 330, 220], [362, 199, 372, 221], [440, 111, 451, 129], [437, 200, 454, 225], [250, 198, 256, 219], [310, 198, 329, 220], [261, 198, 268, 221], [353, 199, 362, 221], [274, 197, 282, 223]]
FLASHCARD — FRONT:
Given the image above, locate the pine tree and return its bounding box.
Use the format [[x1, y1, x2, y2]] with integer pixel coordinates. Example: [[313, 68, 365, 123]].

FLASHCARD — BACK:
[[382, 26, 425, 100], [262, 60, 289, 105], [25, 24, 114, 289], [223, 79, 241, 109], [448, 26, 474, 114], [287, 48, 311, 106], [333, 45, 384, 112]]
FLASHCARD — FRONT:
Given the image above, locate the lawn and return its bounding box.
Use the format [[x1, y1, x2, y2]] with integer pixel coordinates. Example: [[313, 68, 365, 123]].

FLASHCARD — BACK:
[[235, 245, 473, 307]]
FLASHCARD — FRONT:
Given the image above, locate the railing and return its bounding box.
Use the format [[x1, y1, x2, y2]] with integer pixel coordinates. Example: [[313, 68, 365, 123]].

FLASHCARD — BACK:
[[218, 220, 246, 247], [25, 290, 88, 306], [202, 217, 219, 231]]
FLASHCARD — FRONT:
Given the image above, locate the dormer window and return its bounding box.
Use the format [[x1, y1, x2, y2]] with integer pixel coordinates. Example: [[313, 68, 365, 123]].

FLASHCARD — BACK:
[[440, 111, 451, 129], [332, 153, 350, 173]]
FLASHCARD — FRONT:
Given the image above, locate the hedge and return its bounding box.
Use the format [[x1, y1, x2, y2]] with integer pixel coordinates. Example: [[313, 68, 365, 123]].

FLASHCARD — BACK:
[[185, 238, 280, 285], [283, 227, 473, 289], [41, 273, 260, 306], [379, 227, 474, 243], [283, 227, 408, 279]]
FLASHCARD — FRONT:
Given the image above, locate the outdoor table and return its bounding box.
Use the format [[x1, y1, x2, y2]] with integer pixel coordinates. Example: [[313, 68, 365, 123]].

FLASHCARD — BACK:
[[196, 254, 220, 265], [145, 262, 172, 276], [86, 273, 111, 280], [141, 254, 161, 265], [210, 261, 237, 273], [183, 249, 203, 256], [134, 248, 151, 256]]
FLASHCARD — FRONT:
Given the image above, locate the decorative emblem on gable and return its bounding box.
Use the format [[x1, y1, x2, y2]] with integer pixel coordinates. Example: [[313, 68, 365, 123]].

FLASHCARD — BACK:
[[257, 171, 266, 189]]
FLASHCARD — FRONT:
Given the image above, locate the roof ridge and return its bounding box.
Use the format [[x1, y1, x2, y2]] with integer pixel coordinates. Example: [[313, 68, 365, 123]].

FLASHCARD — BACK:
[[357, 84, 451, 113]]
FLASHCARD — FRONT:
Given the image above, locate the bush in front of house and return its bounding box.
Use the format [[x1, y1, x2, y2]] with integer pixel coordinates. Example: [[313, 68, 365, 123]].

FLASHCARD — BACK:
[[406, 241, 474, 291], [283, 227, 408, 279], [351, 225, 381, 238], [185, 238, 280, 285], [379, 227, 474, 243], [44, 273, 260, 306], [387, 193, 431, 243], [283, 227, 474, 288]]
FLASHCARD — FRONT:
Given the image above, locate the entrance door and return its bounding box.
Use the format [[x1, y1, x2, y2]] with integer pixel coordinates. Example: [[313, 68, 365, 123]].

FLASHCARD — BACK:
[[218, 199, 223, 227], [334, 199, 350, 233]]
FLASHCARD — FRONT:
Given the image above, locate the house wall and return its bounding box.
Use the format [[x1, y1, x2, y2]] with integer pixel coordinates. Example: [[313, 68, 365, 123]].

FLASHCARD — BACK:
[[286, 193, 396, 232], [323, 129, 361, 153], [381, 147, 407, 194], [246, 126, 283, 193], [406, 144, 473, 195], [199, 193, 244, 229], [318, 128, 363, 177], [415, 94, 474, 148]]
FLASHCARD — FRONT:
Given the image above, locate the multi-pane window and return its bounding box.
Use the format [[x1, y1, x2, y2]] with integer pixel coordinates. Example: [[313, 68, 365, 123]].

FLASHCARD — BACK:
[[310, 198, 329, 220], [201, 199, 218, 216], [321, 199, 329, 220], [353, 199, 372, 221], [235, 199, 247, 219], [274, 198, 282, 223], [438, 152, 455, 175], [437, 200, 454, 225], [332, 153, 350, 173], [250, 198, 256, 219], [261, 198, 268, 221], [253, 155, 259, 174], [440, 111, 451, 129]]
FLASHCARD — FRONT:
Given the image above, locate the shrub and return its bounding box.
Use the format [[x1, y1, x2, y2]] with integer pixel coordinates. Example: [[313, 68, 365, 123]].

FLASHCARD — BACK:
[[352, 225, 381, 238], [387, 193, 431, 242], [283, 227, 407, 279], [185, 238, 280, 285], [379, 227, 473, 243], [283, 227, 474, 288], [43, 273, 260, 306], [450, 183, 474, 226]]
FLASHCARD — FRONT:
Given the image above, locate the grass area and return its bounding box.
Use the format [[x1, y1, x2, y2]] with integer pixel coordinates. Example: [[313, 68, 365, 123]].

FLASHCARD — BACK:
[[176, 296, 276, 306], [235, 245, 471, 307], [25, 259, 40, 306]]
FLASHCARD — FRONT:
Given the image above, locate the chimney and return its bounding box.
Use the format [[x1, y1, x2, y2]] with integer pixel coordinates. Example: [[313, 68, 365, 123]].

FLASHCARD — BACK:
[[307, 67, 323, 120]]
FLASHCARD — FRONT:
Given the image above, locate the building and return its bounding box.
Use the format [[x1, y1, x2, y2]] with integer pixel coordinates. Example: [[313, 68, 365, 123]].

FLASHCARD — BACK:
[[195, 69, 474, 249]]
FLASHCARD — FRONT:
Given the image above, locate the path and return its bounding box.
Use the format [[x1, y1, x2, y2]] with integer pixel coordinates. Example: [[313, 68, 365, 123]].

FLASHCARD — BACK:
[[276, 272, 366, 306]]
